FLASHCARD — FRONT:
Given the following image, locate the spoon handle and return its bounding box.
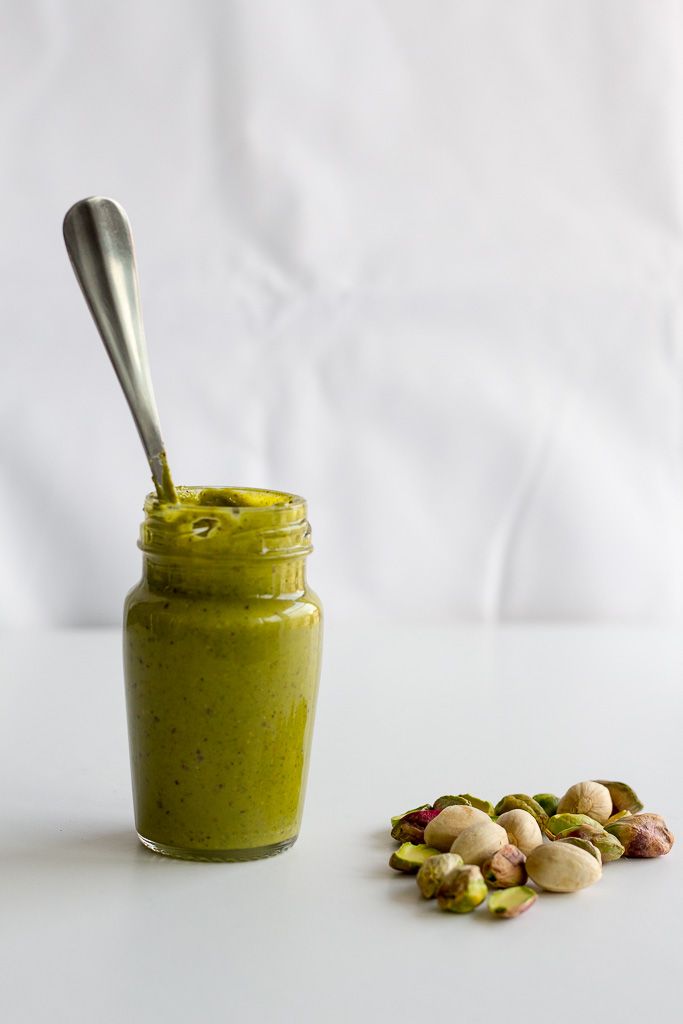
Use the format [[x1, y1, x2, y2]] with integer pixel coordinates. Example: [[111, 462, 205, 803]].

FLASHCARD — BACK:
[[63, 196, 176, 503]]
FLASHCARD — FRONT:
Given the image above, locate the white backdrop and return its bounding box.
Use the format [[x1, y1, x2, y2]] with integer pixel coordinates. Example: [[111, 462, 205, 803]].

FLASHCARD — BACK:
[[2, 0, 683, 626]]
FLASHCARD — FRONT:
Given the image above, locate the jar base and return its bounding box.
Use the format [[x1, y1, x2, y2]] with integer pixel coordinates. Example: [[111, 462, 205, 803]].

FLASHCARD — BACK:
[[137, 832, 298, 862]]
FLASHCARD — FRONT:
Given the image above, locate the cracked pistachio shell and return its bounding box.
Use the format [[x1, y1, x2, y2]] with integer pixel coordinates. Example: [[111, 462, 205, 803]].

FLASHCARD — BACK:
[[391, 804, 430, 827], [424, 805, 491, 851], [533, 793, 560, 817], [432, 795, 472, 811], [482, 844, 527, 888], [496, 809, 544, 855], [416, 853, 464, 898], [526, 842, 602, 892], [488, 885, 537, 919], [606, 814, 675, 858], [494, 794, 548, 831], [449, 820, 508, 866], [556, 837, 601, 862], [389, 842, 440, 873], [557, 782, 613, 825], [554, 825, 624, 863], [437, 866, 488, 913], [594, 780, 644, 815], [546, 812, 603, 836]]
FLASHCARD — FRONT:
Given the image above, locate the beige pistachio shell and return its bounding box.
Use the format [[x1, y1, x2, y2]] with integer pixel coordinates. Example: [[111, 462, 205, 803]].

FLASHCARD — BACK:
[[557, 782, 612, 825], [449, 820, 508, 866], [496, 809, 544, 855], [526, 842, 602, 892], [423, 805, 491, 852]]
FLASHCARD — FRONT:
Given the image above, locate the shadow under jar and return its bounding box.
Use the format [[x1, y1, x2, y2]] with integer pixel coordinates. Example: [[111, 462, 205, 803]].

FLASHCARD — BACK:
[[123, 487, 323, 862]]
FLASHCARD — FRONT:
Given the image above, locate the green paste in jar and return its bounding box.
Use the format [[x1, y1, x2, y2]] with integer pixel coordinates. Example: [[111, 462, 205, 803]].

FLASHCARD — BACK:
[[123, 486, 323, 861]]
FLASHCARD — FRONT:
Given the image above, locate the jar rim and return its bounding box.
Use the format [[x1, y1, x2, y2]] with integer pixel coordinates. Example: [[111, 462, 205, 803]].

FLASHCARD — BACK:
[[144, 485, 306, 516]]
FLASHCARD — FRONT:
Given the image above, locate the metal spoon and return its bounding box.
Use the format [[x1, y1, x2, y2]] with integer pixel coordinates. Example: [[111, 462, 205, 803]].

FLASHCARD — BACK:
[[63, 196, 177, 504]]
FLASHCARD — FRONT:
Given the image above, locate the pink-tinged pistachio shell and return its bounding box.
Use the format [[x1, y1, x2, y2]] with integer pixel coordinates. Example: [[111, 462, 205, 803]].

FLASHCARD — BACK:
[[389, 842, 440, 873], [594, 780, 644, 815], [437, 866, 487, 913], [488, 885, 537, 919], [605, 814, 674, 858], [481, 845, 527, 888], [391, 807, 442, 843], [390, 804, 430, 827]]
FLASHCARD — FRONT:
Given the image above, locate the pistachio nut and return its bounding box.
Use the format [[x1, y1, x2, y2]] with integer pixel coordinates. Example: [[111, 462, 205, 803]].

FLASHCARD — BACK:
[[416, 853, 464, 899], [449, 820, 508, 866], [488, 885, 537, 919], [605, 813, 675, 858], [437, 865, 488, 913], [391, 807, 442, 843], [456, 794, 496, 817], [556, 837, 601, 862], [496, 809, 544, 855], [494, 794, 548, 831], [389, 842, 441, 873], [526, 842, 602, 892], [424, 805, 492, 852], [594, 780, 644, 815], [533, 793, 560, 817], [546, 813, 603, 836], [605, 810, 632, 826], [481, 844, 527, 888], [557, 781, 612, 825], [432, 795, 472, 811], [390, 804, 430, 828], [553, 825, 624, 863]]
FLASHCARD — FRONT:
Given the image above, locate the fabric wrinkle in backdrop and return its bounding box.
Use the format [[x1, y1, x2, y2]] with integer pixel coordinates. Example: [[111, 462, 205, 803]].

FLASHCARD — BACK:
[[1, 0, 683, 627]]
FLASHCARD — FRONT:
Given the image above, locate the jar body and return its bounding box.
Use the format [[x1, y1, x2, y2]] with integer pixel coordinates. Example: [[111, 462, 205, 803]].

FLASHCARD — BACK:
[[123, 488, 322, 861]]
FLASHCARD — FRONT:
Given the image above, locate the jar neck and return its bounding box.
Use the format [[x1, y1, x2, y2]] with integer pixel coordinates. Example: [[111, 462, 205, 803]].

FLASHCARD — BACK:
[[137, 486, 312, 599]]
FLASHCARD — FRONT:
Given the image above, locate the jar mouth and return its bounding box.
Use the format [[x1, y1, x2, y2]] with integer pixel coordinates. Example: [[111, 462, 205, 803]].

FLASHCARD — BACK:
[[140, 486, 311, 561], [144, 486, 305, 515]]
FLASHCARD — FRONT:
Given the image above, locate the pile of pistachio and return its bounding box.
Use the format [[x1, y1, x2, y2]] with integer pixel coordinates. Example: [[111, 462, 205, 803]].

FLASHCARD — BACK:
[[389, 781, 675, 919]]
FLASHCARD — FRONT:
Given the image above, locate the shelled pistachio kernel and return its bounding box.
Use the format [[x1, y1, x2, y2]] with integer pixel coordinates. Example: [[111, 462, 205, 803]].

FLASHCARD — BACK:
[[424, 805, 491, 852], [533, 793, 559, 817], [606, 814, 675, 858], [482, 845, 527, 888], [554, 825, 624, 863], [496, 809, 543, 855], [557, 781, 612, 825], [391, 804, 430, 828], [488, 886, 537, 919], [391, 808, 441, 844], [594, 780, 644, 815], [494, 794, 548, 831], [437, 866, 488, 913], [389, 843, 440, 873], [416, 853, 464, 899], [450, 820, 508, 866], [546, 813, 603, 837], [526, 842, 602, 892]]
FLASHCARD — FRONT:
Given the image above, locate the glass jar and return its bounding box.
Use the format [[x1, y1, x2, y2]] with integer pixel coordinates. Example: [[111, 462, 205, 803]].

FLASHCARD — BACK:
[[123, 486, 323, 861]]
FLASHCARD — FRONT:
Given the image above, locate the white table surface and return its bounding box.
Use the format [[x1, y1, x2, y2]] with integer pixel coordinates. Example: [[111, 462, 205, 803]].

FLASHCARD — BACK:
[[1, 625, 681, 1023]]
